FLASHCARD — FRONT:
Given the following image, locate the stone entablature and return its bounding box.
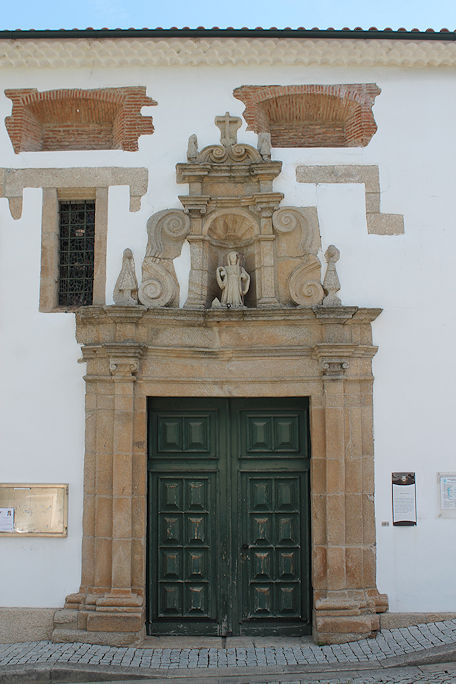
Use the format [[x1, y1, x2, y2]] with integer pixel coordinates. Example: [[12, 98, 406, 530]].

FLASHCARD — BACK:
[[54, 304, 387, 646]]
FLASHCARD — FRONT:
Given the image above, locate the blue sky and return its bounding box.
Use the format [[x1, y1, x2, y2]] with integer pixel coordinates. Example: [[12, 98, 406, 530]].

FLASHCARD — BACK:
[[2, 0, 456, 31]]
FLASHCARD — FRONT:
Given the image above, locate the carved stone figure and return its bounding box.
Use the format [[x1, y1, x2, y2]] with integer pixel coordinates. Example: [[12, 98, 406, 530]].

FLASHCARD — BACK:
[[257, 132, 271, 160], [214, 252, 250, 308], [113, 248, 138, 305], [322, 245, 342, 306], [187, 134, 198, 161]]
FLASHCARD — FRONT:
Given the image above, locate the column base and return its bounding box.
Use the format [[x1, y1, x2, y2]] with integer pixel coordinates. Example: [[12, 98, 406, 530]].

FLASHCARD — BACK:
[[314, 591, 386, 645], [52, 591, 145, 646]]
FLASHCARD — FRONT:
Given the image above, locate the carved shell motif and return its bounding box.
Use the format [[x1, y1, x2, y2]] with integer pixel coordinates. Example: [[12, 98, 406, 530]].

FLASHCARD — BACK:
[[288, 256, 324, 307]]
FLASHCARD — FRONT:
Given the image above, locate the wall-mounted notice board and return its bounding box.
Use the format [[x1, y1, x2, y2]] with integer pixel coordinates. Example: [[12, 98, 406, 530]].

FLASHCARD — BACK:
[[392, 472, 417, 526], [0, 484, 68, 537]]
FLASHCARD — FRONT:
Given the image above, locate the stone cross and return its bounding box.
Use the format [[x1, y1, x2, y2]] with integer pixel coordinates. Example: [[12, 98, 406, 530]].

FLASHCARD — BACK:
[[215, 112, 242, 147]]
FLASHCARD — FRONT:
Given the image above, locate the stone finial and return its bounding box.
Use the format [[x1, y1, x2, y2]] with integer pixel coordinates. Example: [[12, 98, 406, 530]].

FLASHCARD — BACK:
[[257, 132, 271, 160], [113, 248, 138, 305], [322, 245, 341, 306], [215, 112, 242, 147], [187, 133, 198, 161]]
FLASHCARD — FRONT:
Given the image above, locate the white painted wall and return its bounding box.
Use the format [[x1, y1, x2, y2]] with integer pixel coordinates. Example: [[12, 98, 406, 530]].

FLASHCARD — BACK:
[[1, 58, 455, 612]]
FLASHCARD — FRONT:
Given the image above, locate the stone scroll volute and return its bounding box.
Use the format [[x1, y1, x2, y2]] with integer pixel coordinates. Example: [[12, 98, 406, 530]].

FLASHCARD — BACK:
[[272, 206, 324, 306], [138, 209, 190, 308]]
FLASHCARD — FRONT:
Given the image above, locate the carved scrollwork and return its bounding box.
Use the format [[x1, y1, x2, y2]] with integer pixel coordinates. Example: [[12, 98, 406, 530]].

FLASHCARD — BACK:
[[288, 256, 324, 307], [138, 262, 178, 308], [272, 207, 320, 255], [145, 209, 190, 259], [197, 144, 262, 164]]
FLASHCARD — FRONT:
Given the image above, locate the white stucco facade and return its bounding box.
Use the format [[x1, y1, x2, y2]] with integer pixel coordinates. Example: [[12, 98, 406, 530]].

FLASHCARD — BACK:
[[0, 36, 455, 618]]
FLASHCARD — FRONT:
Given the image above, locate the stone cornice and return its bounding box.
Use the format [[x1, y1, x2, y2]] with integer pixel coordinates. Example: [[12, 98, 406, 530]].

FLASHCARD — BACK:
[[76, 304, 371, 325], [0, 38, 455, 70]]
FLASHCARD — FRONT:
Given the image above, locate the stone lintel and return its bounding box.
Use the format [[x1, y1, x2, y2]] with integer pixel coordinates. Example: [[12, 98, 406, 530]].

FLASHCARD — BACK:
[[0, 167, 148, 219]]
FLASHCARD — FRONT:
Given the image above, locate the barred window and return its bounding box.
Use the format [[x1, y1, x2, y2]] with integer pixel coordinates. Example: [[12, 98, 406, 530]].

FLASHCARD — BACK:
[[58, 200, 95, 307]]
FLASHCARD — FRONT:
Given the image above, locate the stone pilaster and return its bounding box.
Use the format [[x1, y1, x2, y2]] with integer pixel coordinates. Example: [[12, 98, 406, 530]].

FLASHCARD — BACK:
[[311, 309, 387, 644]]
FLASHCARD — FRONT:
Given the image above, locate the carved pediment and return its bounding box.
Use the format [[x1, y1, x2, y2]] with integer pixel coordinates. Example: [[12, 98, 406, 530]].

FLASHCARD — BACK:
[[134, 111, 343, 312]]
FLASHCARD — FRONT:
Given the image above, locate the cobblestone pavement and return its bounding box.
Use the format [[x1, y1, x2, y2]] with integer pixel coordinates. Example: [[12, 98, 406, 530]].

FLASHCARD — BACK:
[[255, 669, 456, 683], [1, 619, 456, 678]]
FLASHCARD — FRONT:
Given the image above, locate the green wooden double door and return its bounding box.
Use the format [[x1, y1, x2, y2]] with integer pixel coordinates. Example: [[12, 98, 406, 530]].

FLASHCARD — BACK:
[[147, 397, 311, 636]]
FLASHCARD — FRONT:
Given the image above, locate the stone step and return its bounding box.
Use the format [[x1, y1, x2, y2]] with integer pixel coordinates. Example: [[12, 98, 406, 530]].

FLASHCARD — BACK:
[[53, 609, 78, 629], [52, 627, 139, 646]]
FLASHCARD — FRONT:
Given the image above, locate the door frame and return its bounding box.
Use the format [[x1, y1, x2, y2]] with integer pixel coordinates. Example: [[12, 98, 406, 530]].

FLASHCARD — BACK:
[[68, 305, 387, 645]]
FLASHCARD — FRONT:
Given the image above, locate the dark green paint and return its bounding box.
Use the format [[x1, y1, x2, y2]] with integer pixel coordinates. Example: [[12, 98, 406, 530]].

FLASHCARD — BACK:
[[147, 397, 311, 636]]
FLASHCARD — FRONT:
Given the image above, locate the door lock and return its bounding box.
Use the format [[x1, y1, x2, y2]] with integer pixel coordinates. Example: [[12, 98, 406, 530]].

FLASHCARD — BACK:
[[241, 543, 249, 550]]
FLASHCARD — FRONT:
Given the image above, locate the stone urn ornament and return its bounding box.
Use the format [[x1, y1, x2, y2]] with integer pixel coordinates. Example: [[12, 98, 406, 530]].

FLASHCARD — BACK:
[[212, 251, 250, 309]]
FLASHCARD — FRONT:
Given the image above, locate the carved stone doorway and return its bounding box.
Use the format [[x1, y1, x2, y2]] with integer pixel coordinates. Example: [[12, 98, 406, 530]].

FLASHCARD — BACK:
[[53, 305, 388, 646], [52, 113, 388, 646]]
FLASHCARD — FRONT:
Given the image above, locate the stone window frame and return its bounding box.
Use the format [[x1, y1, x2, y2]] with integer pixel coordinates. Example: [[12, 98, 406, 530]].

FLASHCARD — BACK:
[[40, 186, 108, 312], [0, 166, 149, 312]]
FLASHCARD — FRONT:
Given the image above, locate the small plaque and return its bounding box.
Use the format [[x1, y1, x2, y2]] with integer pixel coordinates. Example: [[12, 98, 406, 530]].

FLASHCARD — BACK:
[[438, 473, 456, 518], [0, 484, 68, 537], [392, 472, 417, 526]]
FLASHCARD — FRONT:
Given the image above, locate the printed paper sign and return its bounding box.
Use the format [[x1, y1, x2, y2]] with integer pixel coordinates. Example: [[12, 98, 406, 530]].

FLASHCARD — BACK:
[[440, 475, 456, 510], [0, 507, 14, 532]]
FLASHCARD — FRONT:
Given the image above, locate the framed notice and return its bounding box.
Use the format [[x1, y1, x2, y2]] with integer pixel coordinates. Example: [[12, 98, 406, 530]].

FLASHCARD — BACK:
[[392, 472, 417, 526], [438, 473, 456, 518], [0, 484, 68, 537]]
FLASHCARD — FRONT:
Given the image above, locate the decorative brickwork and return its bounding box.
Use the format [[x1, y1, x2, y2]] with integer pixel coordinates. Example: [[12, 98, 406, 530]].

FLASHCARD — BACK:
[[233, 84, 380, 148], [5, 87, 156, 153]]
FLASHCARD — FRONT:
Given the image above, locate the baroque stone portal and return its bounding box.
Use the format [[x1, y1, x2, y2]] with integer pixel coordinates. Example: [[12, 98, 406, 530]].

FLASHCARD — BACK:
[[54, 111, 387, 649]]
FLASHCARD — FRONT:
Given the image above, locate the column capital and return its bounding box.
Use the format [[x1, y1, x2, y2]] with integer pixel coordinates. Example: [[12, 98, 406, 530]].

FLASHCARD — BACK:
[[106, 343, 144, 379]]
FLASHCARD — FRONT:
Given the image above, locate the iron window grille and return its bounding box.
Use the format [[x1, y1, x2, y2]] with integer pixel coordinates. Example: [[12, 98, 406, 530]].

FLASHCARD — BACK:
[[58, 200, 95, 307]]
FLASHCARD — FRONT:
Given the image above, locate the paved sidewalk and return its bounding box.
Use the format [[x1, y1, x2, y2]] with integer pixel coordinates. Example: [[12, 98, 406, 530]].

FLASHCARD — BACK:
[[1, 619, 456, 681]]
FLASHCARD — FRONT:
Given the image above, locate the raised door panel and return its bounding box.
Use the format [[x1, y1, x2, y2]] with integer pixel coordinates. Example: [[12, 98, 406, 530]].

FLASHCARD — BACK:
[[152, 473, 218, 626], [240, 473, 305, 625]]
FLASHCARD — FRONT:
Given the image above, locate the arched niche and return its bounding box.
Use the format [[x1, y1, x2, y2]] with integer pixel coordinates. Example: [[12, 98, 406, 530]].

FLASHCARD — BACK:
[[200, 208, 261, 308]]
